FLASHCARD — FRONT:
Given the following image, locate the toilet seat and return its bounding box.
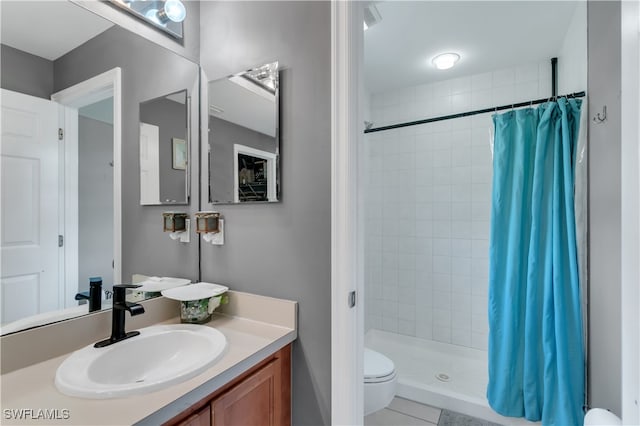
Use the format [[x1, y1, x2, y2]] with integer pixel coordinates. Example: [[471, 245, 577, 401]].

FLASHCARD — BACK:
[[364, 348, 396, 383], [364, 348, 397, 415]]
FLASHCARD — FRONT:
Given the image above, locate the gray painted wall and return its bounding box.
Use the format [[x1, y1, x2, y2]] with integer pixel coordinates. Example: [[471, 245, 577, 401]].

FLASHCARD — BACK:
[[587, 1, 622, 416], [0, 44, 53, 99], [200, 2, 331, 424], [78, 116, 114, 292], [54, 25, 200, 285], [71, 0, 200, 64], [140, 97, 188, 203], [209, 116, 277, 203]]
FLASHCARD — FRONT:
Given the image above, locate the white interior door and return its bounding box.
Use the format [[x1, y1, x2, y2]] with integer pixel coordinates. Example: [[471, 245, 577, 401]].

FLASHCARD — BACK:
[[139, 122, 160, 205], [1, 89, 60, 324]]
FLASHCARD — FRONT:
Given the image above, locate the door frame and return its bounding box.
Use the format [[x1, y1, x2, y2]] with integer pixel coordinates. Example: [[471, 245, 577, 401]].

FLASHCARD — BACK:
[[620, 1, 640, 422], [50, 68, 122, 307], [232, 144, 277, 203], [331, 1, 364, 423]]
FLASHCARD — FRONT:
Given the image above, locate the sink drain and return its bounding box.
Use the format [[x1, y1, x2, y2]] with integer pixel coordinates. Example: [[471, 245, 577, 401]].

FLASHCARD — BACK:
[[435, 373, 451, 382]]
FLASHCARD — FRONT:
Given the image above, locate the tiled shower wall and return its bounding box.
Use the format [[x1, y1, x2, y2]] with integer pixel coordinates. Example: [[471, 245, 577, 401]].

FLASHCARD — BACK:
[[364, 61, 553, 350]]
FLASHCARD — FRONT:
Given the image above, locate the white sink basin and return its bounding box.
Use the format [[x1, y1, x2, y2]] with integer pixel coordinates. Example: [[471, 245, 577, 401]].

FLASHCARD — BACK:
[[55, 324, 227, 399]]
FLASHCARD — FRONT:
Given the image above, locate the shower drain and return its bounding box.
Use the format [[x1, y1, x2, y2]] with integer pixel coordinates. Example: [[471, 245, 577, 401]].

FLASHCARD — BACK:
[[435, 373, 451, 382]]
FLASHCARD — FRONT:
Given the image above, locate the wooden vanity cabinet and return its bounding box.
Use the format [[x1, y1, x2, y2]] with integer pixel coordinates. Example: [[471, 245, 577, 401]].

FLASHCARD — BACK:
[[178, 406, 211, 426], [167, 344, 291, 426]]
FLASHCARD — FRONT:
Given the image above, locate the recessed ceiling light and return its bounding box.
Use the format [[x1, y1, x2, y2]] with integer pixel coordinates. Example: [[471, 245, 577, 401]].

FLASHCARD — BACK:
[[432, 53, 460, 70]]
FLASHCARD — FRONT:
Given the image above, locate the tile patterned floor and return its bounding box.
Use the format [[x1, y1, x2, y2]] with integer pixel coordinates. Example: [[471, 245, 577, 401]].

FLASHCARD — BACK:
[[365, 397, 503, 426]]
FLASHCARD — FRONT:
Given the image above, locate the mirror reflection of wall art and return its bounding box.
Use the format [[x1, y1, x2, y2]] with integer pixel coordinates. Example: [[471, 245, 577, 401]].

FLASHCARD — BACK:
[[172, 138, 187, 170], [208, 61, 280, 204]]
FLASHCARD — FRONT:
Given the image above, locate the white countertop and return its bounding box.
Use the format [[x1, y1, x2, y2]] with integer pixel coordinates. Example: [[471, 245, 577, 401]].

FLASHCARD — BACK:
[[0, 293, 297, 426]]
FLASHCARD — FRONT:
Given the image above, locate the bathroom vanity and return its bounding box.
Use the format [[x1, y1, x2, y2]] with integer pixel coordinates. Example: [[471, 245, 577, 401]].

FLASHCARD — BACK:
[[167, 345, 290, 426], [0, 292, 297, 426]]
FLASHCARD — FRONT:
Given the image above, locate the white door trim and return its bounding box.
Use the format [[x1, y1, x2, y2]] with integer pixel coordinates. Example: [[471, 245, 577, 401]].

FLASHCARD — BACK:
[[232, 143, 277, 203], [620, 1, 640, 423], [139, 122, 161, 205], [51, 68, 122, 301], [57, 105, 78, 308], [331, 1, 364, 424]]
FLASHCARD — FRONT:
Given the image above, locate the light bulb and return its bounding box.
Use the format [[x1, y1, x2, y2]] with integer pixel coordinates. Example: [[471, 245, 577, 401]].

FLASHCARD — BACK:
[[144, 8, 162, 25], [432, 53, 460, 70], [164, 0, 186, 23]]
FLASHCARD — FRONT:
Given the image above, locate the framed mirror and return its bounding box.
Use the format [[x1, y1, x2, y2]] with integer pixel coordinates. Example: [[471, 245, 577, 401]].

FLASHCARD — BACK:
[[139, 89, 190, 205], [208, 61, 280, 204], [0, 1, 199, 335]]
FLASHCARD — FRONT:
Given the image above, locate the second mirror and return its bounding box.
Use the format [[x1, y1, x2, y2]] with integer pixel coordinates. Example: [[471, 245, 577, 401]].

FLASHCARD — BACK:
[[208, 61, 280, 204], [139, 90, 189, 205]]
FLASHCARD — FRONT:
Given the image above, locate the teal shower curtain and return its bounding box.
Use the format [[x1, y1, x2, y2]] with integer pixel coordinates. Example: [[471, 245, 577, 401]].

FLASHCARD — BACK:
[[487, 98, 584, 426]]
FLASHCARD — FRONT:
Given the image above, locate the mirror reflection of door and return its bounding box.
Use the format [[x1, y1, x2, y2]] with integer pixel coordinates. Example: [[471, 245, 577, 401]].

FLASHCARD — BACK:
[[1, 90, 60, 324], [139, 90, 188, 205], [0, 89, 115, 327], [140, 122, 161, 204]]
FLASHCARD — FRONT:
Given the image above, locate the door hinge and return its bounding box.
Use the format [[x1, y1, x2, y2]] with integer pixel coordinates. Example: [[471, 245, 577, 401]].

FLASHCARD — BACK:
[[348, 291, 356, 308], [58, 235, 64, 247], [58, 128, 64, 140]]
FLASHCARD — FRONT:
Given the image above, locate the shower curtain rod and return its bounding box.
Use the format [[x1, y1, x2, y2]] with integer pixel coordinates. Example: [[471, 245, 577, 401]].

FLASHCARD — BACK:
[[364, 90, 586, 134]]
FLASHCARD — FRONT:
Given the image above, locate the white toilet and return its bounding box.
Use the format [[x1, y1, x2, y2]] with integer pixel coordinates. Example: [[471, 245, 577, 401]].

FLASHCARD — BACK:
[[584, 408, 621, 425], [364, 348, 397, 415]]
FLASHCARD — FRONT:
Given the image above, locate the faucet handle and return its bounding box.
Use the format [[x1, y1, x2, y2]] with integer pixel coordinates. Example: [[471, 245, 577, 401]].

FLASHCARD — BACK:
[[112, 284, 142, 302]]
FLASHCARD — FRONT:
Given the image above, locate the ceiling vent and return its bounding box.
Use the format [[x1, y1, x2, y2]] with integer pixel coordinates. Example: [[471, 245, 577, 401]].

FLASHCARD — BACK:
[[364, 4, 382, 30]]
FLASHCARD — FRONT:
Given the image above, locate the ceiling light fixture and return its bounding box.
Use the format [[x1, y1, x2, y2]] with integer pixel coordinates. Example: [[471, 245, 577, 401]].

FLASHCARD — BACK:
[[161, 0, 186, 23], [432, 53, 460, 70], [110, 0, 186, 39], [364, 4, 381, 31]]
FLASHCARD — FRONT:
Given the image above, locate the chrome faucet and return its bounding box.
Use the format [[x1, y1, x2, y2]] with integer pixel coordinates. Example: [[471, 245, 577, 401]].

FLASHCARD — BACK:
[[94, 284, 145, 348]]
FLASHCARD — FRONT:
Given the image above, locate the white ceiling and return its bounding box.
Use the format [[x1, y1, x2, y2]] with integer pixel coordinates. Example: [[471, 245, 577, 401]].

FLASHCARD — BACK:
[[364, 1, 581, 94], [208, 78, 276, 138], [1, 1, 114, 61]]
